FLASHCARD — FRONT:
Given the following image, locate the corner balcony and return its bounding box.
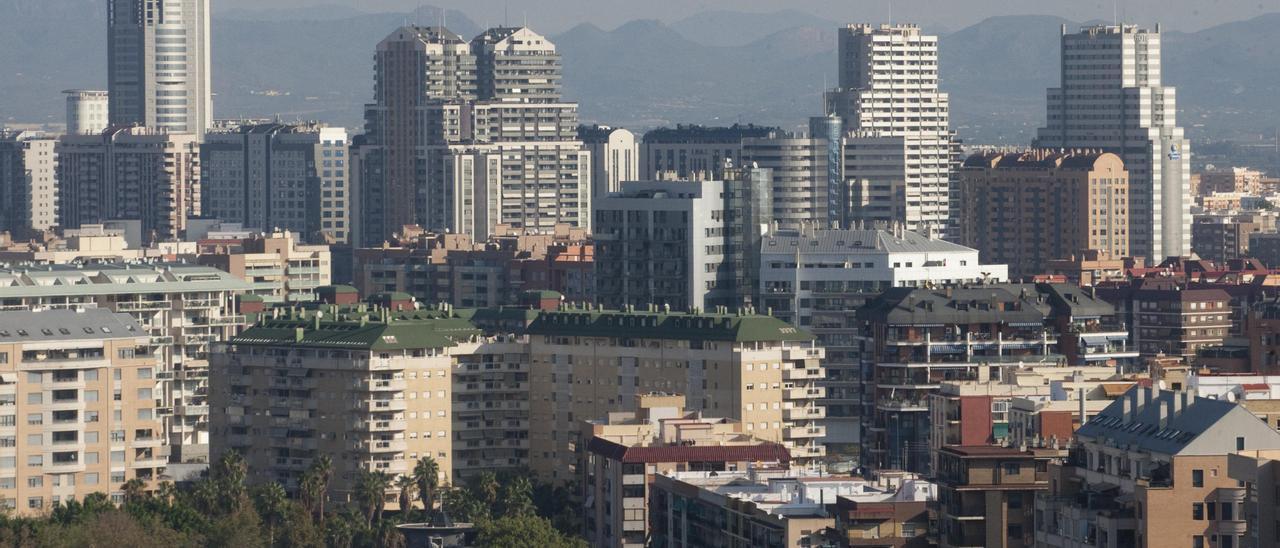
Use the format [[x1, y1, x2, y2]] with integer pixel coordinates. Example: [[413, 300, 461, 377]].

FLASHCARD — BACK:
[[362, 399, 407, 413], [786, 425, 827, 439], [785, 406, 827, 420], [784, 367, 825, 380], [786, 387, 826, 400]]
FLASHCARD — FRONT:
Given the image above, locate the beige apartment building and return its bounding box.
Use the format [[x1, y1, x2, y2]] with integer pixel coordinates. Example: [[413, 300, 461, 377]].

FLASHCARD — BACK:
[[959, 150, 1130, 278], [0, 309, 166, 515], [198, 230, 331, 305], [578, 393, 792, 548], [209, 310, 471, 501], [524, 308, 827, 484]]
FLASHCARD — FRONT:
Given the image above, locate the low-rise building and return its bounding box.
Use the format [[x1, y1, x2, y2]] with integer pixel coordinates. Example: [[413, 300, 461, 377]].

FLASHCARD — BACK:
[[833, 472, 936, 547], [0, 309, 166, 514], [936, 445, 1059, 548], [197, 229, 331, 304], [1191, 212, 1272, 263], [1036, 386, 1280, 548], [649, 469, 844, 548], [578, 393, 792, 548]]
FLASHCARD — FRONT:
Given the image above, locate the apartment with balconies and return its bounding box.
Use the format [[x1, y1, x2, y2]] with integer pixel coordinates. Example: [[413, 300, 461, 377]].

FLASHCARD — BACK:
[[0, 308, 167, 515], [1227, 449, 1280, 548], [578, 393, 793, 548], [856, 283, 1126, 474], [197, 229, 331, 305], [449, 333, 531, 480], [524, 307, 827, 483], [936, 445, 1058, 548], [209, 311, 470, 502], [0, 264, 250, 462], [1037, 386, 1280, 548], [759, 225, 1006, 460]]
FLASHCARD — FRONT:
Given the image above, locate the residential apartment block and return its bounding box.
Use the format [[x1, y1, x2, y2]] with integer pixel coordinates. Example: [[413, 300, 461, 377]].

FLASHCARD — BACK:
[[578, 393, 791, 548], [0, 131, 59, 238], [0, 309, 167, 515], [0, 264, 250, 462], [580, 126, 639, 199], [759, 225, 1007, 459], [202, 123, 351, 243], [196, 230, 332, 305], [57, 127, 201, 242], [936, 445, 1059, 548], [959, 150, 1130, 278], [1037, 386, 1280, 548], [639, 124, 773, 180]]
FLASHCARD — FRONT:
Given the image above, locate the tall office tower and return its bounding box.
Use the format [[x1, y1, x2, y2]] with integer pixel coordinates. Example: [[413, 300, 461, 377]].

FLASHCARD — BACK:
[[357, 26, 589, 245], [580, 125, 639, 198], [743, 131, 830, 230], [594, 167, 773, 312], [107, 0, 212, 135], [57, 127, 201, 243], [825, 24, 956, 235], [0, 131, 59, 237], [63, 90, 110, 136], [202, 123, 350, 243], [1035, 24, 1191, 263]]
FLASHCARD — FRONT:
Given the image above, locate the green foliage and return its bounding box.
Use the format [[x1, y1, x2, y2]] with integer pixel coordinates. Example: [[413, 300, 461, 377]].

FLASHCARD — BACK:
[[473, 515, 589, 548]]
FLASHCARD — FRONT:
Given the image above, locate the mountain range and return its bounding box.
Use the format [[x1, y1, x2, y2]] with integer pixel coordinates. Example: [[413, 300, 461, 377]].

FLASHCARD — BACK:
[[2, 1, 1278, 144]]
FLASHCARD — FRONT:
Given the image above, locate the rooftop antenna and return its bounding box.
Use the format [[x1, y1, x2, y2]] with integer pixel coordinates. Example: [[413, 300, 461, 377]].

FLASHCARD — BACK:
[[504, 0, 509, 27]]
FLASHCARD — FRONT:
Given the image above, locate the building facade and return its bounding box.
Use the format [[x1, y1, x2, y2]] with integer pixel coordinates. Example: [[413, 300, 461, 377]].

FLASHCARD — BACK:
[[742, 132, 830, 230], [107, 0, 211, 135], [0, 132, 58, 238], [825, 24, 957, 235], [639, 124, 773, 180], [63, 90, 110, 136], [1035, 24, 1192, 262], [202, 123, 351, 243], [0, 309, 168, 515], [959, 150, 1130, 278], [936, 446, 1057, 548], [57, 127, 201, 242], [581, 126, 639, 199], [196, 230, 332, 305]]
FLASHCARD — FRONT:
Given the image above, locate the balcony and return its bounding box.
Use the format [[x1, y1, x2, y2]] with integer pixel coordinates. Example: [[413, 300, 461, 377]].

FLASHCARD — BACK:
[[786, 387, 826, 400], [786, 425, 826, 439], [365, 439, 407, 453], [876, 399, 929, 412], [352, 419, 407, 432], [360, 378, 407, 392], [785, 406, 827, 420], [175, 404, 209, 417], [782, 347, 824, 361], [362, 399, 407, 413], [115, 301, 171, 312], [363, 460, 407, 475], [784, 367, 824, 380]]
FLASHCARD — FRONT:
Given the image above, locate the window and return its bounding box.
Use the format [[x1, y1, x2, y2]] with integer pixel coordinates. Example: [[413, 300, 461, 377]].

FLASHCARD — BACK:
[[1222, 502, 1234, 520], [1237, 437, 1246, 451], [1208, 502, 1216, 520], [1192, 502, 1204, 520], [1193, 535, 1204, 548], [1192, 469, 1204, 487]]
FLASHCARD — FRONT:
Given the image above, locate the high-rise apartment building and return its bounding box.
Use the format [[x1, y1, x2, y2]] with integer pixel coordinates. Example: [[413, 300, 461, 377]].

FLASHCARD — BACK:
[[0, 309, 169, 515], [202, 123, 351, 243], [107, 0, 212, 135], [63, 90, 110, 136], [959, 150, 1130, 278], [594, 172, 772, 311], [357, 26, 590, 245], [639, 124, 774, 180], [0, 132, 59, 238], [1200, 167, 1264, 196], [1035, 24, 1192, 262], [742, 131, 830, 230], [57, 127, 201, 243], [825, 24, 957, 235], [0, 264, 250, 462]]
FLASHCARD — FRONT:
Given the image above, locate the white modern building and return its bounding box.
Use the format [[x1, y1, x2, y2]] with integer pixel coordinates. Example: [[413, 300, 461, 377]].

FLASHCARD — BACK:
[[107, 0, 212, 135], [1035, 24, 1192, 262], [758, 225, 1007, 457], [63, 90, 110, 136], [581, 126, 639, 199], [825, 24, 957, 236]]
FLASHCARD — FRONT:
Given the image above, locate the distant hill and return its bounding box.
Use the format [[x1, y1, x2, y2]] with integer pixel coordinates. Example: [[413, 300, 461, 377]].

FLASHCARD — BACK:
[[1, 2, 1277, 143]]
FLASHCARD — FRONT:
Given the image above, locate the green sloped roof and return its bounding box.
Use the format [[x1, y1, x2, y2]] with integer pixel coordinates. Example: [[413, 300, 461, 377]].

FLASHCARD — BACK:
[[231, 319, 459, 350], [525, 310, 814, 343], [318, 285, 359, 294]]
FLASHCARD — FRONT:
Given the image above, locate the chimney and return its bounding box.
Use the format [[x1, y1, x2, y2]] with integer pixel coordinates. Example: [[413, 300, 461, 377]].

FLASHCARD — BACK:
[[1078, 387, 1087, 425], [1160, 395, 1173, 428], [1130, 388, 1143, 419]]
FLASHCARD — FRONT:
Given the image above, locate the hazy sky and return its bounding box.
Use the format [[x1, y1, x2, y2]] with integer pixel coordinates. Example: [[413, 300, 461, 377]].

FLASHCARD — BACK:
[[215, 0, 1279, 33]]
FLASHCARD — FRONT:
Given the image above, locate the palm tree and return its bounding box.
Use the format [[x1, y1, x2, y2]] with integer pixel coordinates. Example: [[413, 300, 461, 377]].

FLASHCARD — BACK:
[[498, 475, 535, 518], [355, 470, 391, 527], [302, 455, 334, 519], [213, 451, 248, 511], [122, 478, 147, 505], [253, 483, 288, 547], [156, 481, 177, 504], [469, 472, 499, 507], [412, 456, 440, 519], [394, 475, 416, 517]]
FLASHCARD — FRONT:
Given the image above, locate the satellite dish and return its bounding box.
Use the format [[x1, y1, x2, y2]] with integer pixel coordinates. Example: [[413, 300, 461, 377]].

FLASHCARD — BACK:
[[1227, 392, 1237, 403], [1157, 380, 1167, 390]]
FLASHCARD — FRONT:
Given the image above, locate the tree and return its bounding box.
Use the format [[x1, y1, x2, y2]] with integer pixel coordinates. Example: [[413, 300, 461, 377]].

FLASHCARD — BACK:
[[411, 456, 440, 520], [212, 451, 249, 513], [355, 470, 391, 527], [497, 475, 535, 518], [252, 483, 288, 547], [122, 478, 148, 506], [473, 515, 588, 548], [441, 486, 488, 523], [301, 455, 334, 520], [468, 472, 500, 508], [394, 475, 416, 517]]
